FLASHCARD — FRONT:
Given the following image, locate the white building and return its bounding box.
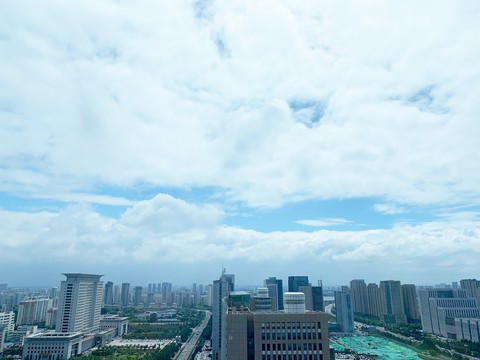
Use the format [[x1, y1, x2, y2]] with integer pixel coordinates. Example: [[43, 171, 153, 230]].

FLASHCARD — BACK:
[[0, 311, 15, 332], [23, 332, 83, 360], [99, 315, 129, 337], [17, 300, 37, 325], [35, 298, 53, 323], [56, 273, 103, 334]]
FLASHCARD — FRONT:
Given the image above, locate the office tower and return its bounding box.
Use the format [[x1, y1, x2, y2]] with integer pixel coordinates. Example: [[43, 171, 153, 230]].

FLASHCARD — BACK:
[[56, 273, 103, 334], [104, 281, 114, 305], [199, 284, 204, 294], [206, 284, 213, 306], [380, 280, 407, 324], [460, 279, 480, 304], [134, 286, 143, 306], [298, 285, 313, 311], [212, 269, 235, 360], [225, 306, 331, 360], [367, 283, 383, 317], [193, 283, 197, 293], [312, 281, 324, 312], [350, 279, 369, 315], [114, 285, 120, 304], [50, 287, 58, 298], [152, 283, 157, 294], [419, 288, 480, 340], [264, 277, 284, 311], [229, 292, 251, 308], [334, 291, 354, 333], [0, 311, 15, 332], [121, 283, 130, 307], [162, 285, 168, 303], [17, 300, 37, 325], [288, 276, 309, 293], [252, 288, 274, 312], [401, 284, 420, 323], [148, 283, 152, 294], [157, 283, 161, 294]]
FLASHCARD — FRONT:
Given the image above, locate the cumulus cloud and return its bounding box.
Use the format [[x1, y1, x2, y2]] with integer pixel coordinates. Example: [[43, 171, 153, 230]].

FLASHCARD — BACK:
[[0, 1, 479, 209], [1, 195, 479, 284]]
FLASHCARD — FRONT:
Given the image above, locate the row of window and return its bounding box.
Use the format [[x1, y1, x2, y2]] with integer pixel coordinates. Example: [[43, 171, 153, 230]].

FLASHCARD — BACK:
[[261, 354, 324, 360], [261, 343, 322, 351], [261, 332, 320, 340]]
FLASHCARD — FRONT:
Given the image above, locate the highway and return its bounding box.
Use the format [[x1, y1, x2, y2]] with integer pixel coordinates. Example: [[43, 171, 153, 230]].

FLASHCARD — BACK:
[[173, 310, 211, 360]]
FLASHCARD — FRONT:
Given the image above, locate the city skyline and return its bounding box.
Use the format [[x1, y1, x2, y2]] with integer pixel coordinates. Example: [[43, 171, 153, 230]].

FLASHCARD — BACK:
[[1, 2, 480, 285]]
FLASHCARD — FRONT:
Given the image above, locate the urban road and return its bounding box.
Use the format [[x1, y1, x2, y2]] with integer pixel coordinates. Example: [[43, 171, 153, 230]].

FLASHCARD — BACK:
[[173, 310, 211, 360]]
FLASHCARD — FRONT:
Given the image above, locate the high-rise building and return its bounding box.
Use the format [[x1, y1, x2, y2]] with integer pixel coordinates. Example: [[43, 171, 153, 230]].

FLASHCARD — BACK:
[[0, 311, 15, 332], [134, 286, 143, 306], [401, 284, 420, 323], [460, 279, 480, 304], [225, 296, 331, 359], [264, 277, 284, 311], [366, 283, 383, 317], [104, 281, 114, 305], [252, 288, 274, 312], [312, 281, 324, 312], [380, 280, 406, 324], [419, 288, 480, 340], [334, 291, 354, 333], [212, 269, 235, 360], [35, 298, 53, 322], [350, 279, 369, 315], [121, 283, 130, 307], [288, 276, 309, 293], [55, 273, 103, 334], [17, 300, 37, 325]]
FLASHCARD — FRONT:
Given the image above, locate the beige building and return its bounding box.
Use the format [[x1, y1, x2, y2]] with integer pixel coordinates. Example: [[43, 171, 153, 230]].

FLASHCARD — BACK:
[[226, 309, 331, 360]]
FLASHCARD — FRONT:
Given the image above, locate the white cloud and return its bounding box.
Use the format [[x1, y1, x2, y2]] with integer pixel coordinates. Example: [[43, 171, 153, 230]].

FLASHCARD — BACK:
[[0, 1, 479, 209], [296, 218, 351, 227], [1, 195, 479, 285], [373, 203, 405, 215]]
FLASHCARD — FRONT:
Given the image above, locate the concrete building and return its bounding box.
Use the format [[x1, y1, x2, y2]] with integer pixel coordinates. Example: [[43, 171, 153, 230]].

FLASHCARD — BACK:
[[0, 325, 6, 355], [284, 292, 306, 314], [35, 298, 53, 323], [23, 332, 83, 360], [380, 280, 406, 324], [99, 315, 129, 337], [17, 300, 37, 325], [134, 286, 143, 306], [45, 308, 58, 327], [419, 288, 480, 340], [56, 273, 103, 334], [350, 280, 369, 315], [366, 283, 383, 317], [264, 277, 284, 311], [401, 284, 420, 323], [460, 279, 480, 304], [252, 288, 274, 312], [225, 308, 331, 359], [0, 311, 15, 332], [8, 325, 39, 345], [121, 283, 130, 307], [104, 281, 114, 305], [288, 276, 309, 293], [455, 318, 480, 343], [212, 270, 235, 360], [334, 291, 354, 333]]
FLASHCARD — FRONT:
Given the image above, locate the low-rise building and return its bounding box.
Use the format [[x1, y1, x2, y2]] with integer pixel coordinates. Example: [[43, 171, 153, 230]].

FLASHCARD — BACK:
[[99, 315, 129, 337], [23, 332, 83, 360]]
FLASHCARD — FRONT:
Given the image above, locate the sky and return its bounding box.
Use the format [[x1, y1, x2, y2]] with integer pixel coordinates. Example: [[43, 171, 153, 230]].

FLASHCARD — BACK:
[[1, 0, 480, 288]]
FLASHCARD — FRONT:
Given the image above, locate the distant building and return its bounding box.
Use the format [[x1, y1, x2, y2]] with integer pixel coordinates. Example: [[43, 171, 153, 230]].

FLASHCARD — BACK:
[[45, 308, 58, 327], [401, 284, 420, 323], [104, 281, 114, 305], [252, 288, 274, 312], [350, 280, 369, 315], [121, 283, 130, 307], [0, 311, 15, 332], [334, 291, 354, 333], [366, 283, 383, 317], [460, 279, 480, 304], [288, 276, 309, 293], [229, 292, 251, 309], [419, 288, 480, 340], [17, 300, 37, 325], [264, 277, 284, 311], [380, 280, 406, 324], [56, 273, 103, 334], [0, 325, 6, 355], [134, 286, 143, 306]]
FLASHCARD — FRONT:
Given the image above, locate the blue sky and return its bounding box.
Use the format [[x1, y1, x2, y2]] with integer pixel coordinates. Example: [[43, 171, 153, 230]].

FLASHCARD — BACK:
[[1, 1, 480, 287]]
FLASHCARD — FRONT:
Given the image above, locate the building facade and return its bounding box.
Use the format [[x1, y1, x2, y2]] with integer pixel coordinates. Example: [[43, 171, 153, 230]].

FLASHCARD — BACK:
[[288, 277, 309, 293], [379, 280, 406, 324], [213, 270, 235, 360], [56, 273, 103, 334], [0, 311, 15, 332], [264, 277, 284, 311], [23, 332, 83, 360], [334, 291, 353, 333]]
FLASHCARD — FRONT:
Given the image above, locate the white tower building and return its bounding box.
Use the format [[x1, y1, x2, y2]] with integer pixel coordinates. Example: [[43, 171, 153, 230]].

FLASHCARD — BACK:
[[55, 273, 103, 334]]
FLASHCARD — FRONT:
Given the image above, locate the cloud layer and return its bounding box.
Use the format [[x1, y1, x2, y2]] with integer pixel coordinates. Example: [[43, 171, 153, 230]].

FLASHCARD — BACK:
[[0, 1, 479, 209], [1, 194, 479, 285]]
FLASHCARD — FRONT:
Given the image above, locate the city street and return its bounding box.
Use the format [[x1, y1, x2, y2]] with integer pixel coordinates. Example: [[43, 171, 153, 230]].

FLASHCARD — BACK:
[[173, 310, 211, 360]]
